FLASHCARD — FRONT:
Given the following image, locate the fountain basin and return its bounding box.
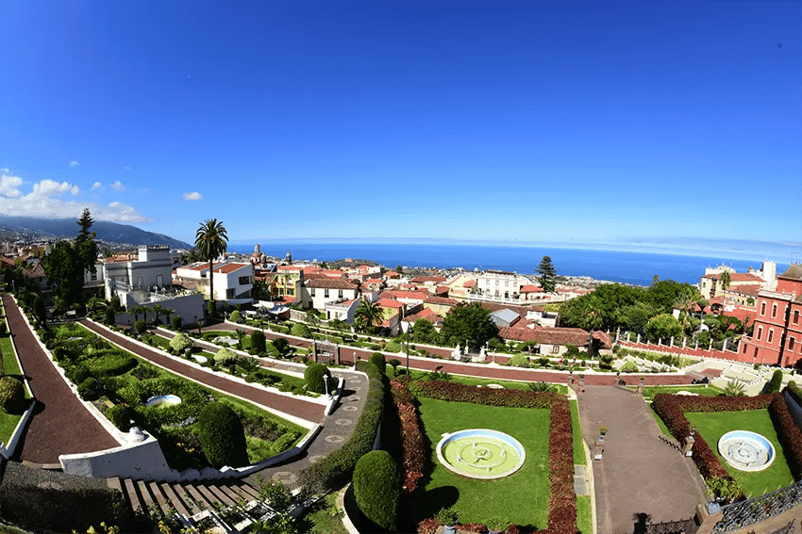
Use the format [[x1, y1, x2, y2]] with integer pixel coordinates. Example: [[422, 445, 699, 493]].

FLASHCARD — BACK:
[[145, 394, 182, 408]]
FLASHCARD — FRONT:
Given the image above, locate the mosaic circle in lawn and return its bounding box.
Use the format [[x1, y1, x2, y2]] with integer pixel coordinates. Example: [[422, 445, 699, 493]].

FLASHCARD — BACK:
[[718, 430, 776, 472], [436, 429, 525, 480]]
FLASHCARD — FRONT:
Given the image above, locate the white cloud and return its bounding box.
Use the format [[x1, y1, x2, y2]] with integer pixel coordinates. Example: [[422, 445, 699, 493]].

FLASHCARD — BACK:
[[110, 180, 125, 192], [183, 191, 203, 201], [69, 160, 79, 167], [0, 173, 149, 223], [91, 182, 103, 190], [0, 171, 24, 198]]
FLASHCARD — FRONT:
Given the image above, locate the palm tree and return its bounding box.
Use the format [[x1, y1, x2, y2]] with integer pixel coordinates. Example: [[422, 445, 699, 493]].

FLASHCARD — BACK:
[[195, 219, 228, 303], [354, 299, 383, 334], [720, 270, 732, 292]]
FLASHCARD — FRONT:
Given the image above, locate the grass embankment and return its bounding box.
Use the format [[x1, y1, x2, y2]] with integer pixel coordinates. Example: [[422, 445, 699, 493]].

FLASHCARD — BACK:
[[638, 384, 725, 401], [0, 312, 30, 445], [397, 369, 568, 395], [685, 410, 795, 497], [415, 397, 550, 530], [570, 399, 593, 533]]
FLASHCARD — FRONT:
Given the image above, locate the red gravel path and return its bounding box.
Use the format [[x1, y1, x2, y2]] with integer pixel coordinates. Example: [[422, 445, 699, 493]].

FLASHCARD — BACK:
[[3, 296, 119, 464], [80, 320, 324, 424]]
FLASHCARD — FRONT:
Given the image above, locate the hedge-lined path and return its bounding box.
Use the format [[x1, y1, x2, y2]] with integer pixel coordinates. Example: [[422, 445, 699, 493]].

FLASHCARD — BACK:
[[2, 296, 119, 464], [80, 320, 368, 491], [200, 320, 698, 386], [577, 385, 706, 534]]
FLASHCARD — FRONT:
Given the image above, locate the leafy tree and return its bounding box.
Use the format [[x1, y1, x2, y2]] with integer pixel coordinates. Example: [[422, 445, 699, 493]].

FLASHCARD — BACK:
[[643, 313, 682, 341], [272, 337, 291, 358], [44, 240, 84, 311], [440, 303, 498, 352], [395, 265, 403, 274], [195, 218, 228, 302], [169, 332, 194, 353], [412, 318, 439, 345], [251, 330, 266, 354], [75, 208, 99, 274], [535, 256, 557, 293], [354, 299, 383, 334]]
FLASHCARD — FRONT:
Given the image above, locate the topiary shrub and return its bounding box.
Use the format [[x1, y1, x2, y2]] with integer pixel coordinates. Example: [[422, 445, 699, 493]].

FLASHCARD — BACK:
[[229, 310, 243, 323], [386, 340, 402, 353], [104, 307, 115, 326], [768, 369, 784, 393], [170, 332, 194, 354], [291, 323, 311, 338], [620, 361, 639, 373], [370, 352, 386, 374], [353, 450, 400, 531], [78, 377, 100, 401], [304, 363, 331, 394], [133, 320, 146, 335], [106, 404, 133, 432], [171, 315, 182, 330], [198, 402, 249, 468], [251, 330, 266, 354], [214, 347, 238, 366], [0, 376, 26, 414]]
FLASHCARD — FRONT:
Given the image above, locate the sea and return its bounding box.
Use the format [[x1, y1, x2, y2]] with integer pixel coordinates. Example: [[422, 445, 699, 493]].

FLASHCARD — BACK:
[[228, 242, 792, 287]]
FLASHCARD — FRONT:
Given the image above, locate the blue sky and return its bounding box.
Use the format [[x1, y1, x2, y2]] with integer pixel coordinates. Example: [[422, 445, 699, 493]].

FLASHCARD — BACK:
[[1, 1, 800, 248]]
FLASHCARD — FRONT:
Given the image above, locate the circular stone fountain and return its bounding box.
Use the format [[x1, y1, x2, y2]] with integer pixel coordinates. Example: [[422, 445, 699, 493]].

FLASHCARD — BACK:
[[717, 430, 775, 472], [436, 429, 525, 479], [145, 394, 182, 409]]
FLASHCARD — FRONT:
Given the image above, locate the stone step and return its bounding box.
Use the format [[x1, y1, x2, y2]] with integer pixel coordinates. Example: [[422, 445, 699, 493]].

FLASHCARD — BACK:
[[137, 480, 156, 513], [148, 481, 172, 516], [173, 484, 204, 516], [160, 483, 190, 518], [122, 478, 144, 515]]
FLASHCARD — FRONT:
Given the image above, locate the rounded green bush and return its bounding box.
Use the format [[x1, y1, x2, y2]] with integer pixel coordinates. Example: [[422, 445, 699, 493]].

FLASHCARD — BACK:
[[104, 307, 115, 325], [304, 363, 331, 393], [133, 320, 146, 334], [170, 332, 194, 353], [214, 347, 237, 365], [353, 450, 400, 531], [768, 369, 784, 393], [198, 402, 249, 468], [0, 376, 26, 414], [229, 310, 243, 323], [620, 361, 639, 373], [171, 315, 182, 330], [251, 330, 266, 354], [508, 353, 529, 367], [369, 352, 386, 374], [78, 377, 100, 401], [106, 404, 133, 431]]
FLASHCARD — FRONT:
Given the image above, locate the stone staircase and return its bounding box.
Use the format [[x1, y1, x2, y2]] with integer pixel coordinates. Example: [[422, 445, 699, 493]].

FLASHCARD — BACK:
[[107, 476, 267, 531]]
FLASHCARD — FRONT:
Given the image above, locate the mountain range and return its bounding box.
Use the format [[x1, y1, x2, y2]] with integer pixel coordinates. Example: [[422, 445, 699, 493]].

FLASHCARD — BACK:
[[0, 216, 192, 250]]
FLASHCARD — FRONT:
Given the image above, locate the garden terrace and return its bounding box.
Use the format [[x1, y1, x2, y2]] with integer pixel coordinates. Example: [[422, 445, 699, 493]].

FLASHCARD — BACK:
[[50, 322, 307, 471], [402, 378, 575, 534], [652, 392, 802, 501]]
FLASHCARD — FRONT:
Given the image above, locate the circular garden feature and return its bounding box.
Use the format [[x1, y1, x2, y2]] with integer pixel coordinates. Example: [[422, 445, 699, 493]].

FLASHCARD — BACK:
[[436, 429, 526, 479], [145, 394, 182, 408], [718, 430, 776, 472]]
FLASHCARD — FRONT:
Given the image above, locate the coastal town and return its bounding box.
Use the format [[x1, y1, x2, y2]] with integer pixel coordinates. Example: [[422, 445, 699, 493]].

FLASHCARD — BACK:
[[0, 216, 801, 534]]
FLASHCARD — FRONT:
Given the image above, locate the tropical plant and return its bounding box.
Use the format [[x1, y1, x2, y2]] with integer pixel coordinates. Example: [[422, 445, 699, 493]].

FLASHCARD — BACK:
[[527, 381, 556, 392], [354, 299, 383, 334], [195, 218, 228, 302], [724, 378, 746, 397], [272, 337, 291, 358], [720, 270, 732, 291]]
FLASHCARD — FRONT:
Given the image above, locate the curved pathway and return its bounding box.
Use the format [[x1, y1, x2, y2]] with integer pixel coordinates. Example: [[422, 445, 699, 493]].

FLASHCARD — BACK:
[[3, 296, 119, 464], [577, 385, 706, 533]]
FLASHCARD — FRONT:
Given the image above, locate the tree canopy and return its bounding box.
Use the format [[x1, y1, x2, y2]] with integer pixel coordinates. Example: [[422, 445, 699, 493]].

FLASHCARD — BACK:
[[439, 303, 498, 352], [535, 256, 557, 293], [44, 209, 99, 312], [354, 299, 383, 334]]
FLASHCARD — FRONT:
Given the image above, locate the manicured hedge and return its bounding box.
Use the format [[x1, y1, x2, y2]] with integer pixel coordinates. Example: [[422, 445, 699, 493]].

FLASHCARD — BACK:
[[0, 376, 25, 414], [390, 380, 425, 505], [787, 381, 802, 407], [299, 360, 385, 494], [408, 378, 575, 534], [353, 450, 400, 531], [251, 330, 266, 354], [768, 369, 784, 393], [769, 394, 802, 480], [198, 402, 249, 468], [304, 363, 331, 394], [370, 352, 386, 374]]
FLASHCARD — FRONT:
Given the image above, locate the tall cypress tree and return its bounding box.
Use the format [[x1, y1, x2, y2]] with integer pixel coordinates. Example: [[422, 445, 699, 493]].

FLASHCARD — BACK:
[[536, 255, 557, 293]]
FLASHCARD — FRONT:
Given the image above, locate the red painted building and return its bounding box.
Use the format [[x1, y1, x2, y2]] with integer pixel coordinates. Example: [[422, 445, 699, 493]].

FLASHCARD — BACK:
[[741, 265, 802, 366]]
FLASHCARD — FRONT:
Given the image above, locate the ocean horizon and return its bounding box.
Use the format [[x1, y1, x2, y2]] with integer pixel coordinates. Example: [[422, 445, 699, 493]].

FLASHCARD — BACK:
[[228, 241, 791, 287]]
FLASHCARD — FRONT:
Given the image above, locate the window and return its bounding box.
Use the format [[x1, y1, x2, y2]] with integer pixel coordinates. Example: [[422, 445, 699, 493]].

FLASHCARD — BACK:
[[790, 337, 796, 351], [794, 310, 799, 325], [324, 289, 329, 298], [310, 289, 315, 297], [226, 288, 235, 298], [239, 276, 250, 285], [772, 304, 778, 318], [761, 302, 766, 316], [551, 345, 560, 354], [757, 327, 763, 340], [338, 289, 343, 298], [768, 329, 774, 344]]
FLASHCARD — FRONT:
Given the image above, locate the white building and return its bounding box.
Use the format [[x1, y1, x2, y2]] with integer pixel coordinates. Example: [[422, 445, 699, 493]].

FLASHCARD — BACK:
[[174, 261, 254, 303], [301, 278, 360, 311], [103, 245, 173, 301]]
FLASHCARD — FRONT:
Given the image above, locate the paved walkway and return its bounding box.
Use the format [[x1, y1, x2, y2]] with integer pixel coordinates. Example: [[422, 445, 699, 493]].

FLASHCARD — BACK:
[[577, 385, 707, 534], [3, 296, 119, 464]]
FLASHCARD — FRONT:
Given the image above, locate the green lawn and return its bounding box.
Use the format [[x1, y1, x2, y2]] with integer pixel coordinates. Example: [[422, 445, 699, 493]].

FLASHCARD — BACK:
[[685, 410, 795, 497], [576, 495, 593, 534], [0, 334, 28, 446], [415, 397, 550, 530], [0, 337, 22, 376], [638, 385, 725, 400], [570, 400, 585, 465]]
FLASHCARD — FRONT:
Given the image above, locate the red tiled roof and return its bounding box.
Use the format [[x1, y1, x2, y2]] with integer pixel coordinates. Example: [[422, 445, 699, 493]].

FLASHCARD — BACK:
[[726, 285, 761, 297], [520, 285, 542, 293], [387, 290, 430, 300], [498, 326, 590, 346], [703, 272, 764, 283], [306, 278, 358, 290], [435, 286, 449, 295], [213, 263, 250, 274], [403, 308, 443, 324], [376, 298, 404, 309], [410, 275, 447, 283], [463, 280, 476, 288], [365, 278, 383, 285], [322, 269, 345, 278], [278, 264, 303, 271], [302, 266, 322, 274], [424, 296, 459, 306]]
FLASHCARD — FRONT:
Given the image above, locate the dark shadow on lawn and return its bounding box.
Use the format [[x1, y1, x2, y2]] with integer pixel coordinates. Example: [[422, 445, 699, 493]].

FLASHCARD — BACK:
[[413, 485, 460, 522]]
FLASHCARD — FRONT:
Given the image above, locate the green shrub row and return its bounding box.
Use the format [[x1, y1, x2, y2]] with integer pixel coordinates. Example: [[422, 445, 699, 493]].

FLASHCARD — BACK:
[[298, 360, 384, 494]]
